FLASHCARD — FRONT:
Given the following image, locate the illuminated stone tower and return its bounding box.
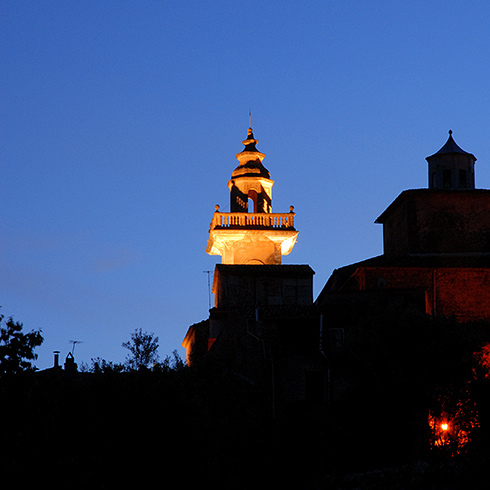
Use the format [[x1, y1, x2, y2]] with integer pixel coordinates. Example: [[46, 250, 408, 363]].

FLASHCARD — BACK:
[[206, 126, 298, 265]]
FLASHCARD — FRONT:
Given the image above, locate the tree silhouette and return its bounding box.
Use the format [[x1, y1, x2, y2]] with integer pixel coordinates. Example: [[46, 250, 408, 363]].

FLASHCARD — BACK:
[[0, 313, 43, 376], [122, 328, 159, 370]]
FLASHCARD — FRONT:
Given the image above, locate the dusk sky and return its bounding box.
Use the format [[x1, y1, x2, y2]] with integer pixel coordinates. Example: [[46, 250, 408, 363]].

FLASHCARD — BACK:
[[2, 1, 490, 370]]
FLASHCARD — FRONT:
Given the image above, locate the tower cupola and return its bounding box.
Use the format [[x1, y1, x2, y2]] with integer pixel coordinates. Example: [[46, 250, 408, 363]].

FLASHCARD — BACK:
[[426, 130, 476, 190], [228, 127, 273, 213]]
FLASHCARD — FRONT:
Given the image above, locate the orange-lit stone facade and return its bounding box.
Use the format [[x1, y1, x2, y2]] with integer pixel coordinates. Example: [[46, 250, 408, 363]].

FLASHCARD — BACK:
[[351, 266, 490, 321], [376, 189, 490, 257]]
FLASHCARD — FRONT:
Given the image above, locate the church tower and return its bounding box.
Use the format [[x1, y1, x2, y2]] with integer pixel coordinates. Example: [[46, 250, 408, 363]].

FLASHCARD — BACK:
[[183, 124, 313, 368], [206, 126, 298, 265]]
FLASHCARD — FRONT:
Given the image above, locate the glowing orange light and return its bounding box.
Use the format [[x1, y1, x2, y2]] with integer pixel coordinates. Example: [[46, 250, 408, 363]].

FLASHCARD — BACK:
[[428, 389, 480, 455]]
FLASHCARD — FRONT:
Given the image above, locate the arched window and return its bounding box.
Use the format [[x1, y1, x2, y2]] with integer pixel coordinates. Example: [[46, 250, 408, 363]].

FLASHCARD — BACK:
[[248, 190, 258, 213]]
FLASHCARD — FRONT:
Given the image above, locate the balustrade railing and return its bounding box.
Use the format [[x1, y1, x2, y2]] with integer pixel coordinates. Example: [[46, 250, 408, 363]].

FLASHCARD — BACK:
[[210, 212, 295, 230]]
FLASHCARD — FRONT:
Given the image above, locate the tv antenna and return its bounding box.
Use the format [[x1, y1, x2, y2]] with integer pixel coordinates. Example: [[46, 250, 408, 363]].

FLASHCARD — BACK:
[[69, 340, 83, 355], [203, 270, 212, 309]]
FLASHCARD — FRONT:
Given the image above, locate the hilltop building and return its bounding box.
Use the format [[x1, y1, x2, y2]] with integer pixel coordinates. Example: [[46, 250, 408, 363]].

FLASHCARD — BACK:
[[183, 128, 490, 412]]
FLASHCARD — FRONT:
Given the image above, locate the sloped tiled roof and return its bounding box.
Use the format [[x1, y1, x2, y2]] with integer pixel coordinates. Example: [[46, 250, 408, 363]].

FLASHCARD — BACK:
[[317, 253, 490, 302], [375, 188, 490, 223]]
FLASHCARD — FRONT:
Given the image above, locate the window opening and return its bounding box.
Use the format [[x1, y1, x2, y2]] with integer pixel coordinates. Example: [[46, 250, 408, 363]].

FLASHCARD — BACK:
[[443, 170, 452, 188], [459, 170, 467, 188], [247, 190, 258, 213]]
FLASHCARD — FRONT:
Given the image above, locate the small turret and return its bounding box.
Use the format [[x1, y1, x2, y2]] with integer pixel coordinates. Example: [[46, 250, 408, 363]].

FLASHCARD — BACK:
[[64, 352, 78, 374], [426, 130, 476, 190]]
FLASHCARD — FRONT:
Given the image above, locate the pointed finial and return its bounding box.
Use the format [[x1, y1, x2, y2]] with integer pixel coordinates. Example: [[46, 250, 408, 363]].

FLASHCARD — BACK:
[[249, 109, 252, 128], [449, 129, 453, 136]]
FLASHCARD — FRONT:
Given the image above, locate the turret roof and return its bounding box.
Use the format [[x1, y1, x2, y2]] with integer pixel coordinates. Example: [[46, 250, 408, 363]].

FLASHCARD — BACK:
[[427, 130, 476, 160], [232, 127, 271, 179]]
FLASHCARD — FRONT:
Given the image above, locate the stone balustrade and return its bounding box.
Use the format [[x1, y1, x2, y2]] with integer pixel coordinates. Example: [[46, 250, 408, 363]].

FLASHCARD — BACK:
[[210, 212, 295, 230]]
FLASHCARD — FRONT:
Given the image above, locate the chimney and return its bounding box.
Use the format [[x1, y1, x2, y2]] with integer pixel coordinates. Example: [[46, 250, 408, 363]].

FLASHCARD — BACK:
[[53, 351, 60, 368]]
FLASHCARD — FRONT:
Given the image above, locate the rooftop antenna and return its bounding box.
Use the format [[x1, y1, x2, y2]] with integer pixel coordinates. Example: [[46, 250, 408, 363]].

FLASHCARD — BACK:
[[69, 340, 83, 356], [203, 270, 212, 309]]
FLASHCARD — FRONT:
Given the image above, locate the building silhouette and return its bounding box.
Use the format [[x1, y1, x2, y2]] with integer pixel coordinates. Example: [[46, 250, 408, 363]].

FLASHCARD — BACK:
[[183, 128, 490, 412], [318, 131, 490, 322]]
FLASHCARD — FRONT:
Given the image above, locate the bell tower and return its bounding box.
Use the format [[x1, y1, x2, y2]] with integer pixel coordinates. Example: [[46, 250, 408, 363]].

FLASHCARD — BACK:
[[206, 125, 298, 265]]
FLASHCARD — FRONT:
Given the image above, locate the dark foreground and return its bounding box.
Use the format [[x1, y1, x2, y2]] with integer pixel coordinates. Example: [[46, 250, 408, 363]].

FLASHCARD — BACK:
[[2, 367, 490, 490]]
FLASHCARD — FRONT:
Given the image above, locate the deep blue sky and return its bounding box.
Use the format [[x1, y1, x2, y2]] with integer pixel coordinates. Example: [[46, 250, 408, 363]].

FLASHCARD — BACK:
[[2, 1, 490, 369]]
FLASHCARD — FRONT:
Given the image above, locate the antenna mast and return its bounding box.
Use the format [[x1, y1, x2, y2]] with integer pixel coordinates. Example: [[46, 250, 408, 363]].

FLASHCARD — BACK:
[[69, 340, 83, 355], [203, 270, 212, 309]]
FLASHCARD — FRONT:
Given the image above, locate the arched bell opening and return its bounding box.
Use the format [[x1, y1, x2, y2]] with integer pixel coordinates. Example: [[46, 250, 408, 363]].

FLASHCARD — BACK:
[[248, 190, 258, 213]]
